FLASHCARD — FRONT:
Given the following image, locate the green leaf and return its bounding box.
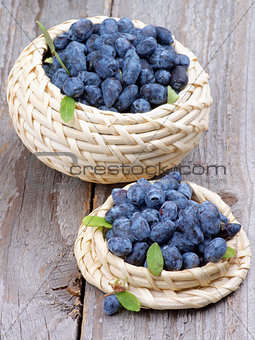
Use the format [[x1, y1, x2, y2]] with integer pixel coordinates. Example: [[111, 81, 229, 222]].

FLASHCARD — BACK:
[[54, 51, 71, 75], [223, 246, 236, 259], [167, 85, 179, 104], [82, 216, 112, 229], [119, 69, 122, 82], [37, 20, 70, 76], [36, 20, 55, 53], [147, 242, 164, 276], [44, 57, 53, 63], [115, 291, 140, 312], [60, 96, 76, 122]]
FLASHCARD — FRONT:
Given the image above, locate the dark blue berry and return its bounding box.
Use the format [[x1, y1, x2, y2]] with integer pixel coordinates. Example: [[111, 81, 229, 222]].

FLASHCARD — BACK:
[[141, 25, 156, 38], [112, 188, 128, 205], [182, 252, 200, 269], [101, 78, 122, 107], [168, 170, 182, 182], [112, 217, 132, 239], [139, 59, 155, 86], [105, 203, 137, 223], [86, 51, 100, 71], [140, 83, 167, 105], [54, 32, 70, 50], [66, 40, 87, 54], [100, 18, 118, 35], [219, 223, 241, 240], [204, 237, 227, 262], [116, 57, 123, 69], [177, 182, 192, 199], [168, 231, 196, 253], [68, 19, 93, 42], [43, 64, 56, 79], [220, 214, 229, 225], [127, 184, 145, 206], [198, 202, 221, 237], [136, 37, 157, 58], [65, 43, 87, 76], [117, 18, 134, 33], [105, 228, 114, 241], [161, 245, 182, 270], [169, 66, 188, 91], [122, 50, 142, 86], [150, 220, 175, 244], [155, 26, 174, 45], [94, 56, 118, 78], [165, 190, 188, 210], [155, 69, 171, 86], [158, 175, 179, 191], [78, 71, 101, 86], [83, 85, 103, 107], [132, 30, 147, 47], [177, 54, 190, 69], [93, 23, 100, 34], [78, 97, 89, 105], [98, 106, 118, 112], [52, 51, 66, 69], [137, 178, 153, 193], [99, 44, 116, 58], [62, 77, 84, 97], [130, 212, 150, 241], [145, 187, 165, 209], [85, 34, 103, 53], [125, 242, 149, 266], [149, 47, 177, 69], [131, 99, 151, 113], [100, 33, 120, 47], [103, 294, 120, 315], [178, 216, 204, 246], [159, 201, 178, 221], [141, 208, 160, 225], [51, 69, 69, 90], [115, 85, 138, 112], [107, 236, 132, 256], [115, 38, 132, 58], [198, 237, 211, 255]]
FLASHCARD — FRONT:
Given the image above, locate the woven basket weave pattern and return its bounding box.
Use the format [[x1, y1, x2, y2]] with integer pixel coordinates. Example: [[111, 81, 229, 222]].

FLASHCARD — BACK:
[[74, 182, 251, 309], [7, 16, 212, 184]]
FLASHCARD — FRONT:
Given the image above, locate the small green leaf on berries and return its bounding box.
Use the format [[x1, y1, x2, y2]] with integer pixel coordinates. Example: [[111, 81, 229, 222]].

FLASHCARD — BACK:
[[115, 291, 140, 312], [44, 57, 53, 63], [82, 216, 112, 229], [167, 85, 179, 104], [37, 20, 70, 76], [60, 96, 75, 122], [223, 246, 236, 259], [147, 242, 164, 276]]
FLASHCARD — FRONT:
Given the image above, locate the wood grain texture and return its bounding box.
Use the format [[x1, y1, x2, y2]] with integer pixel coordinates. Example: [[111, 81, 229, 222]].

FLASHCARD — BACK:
[[81, 1, 255, 340], [1, 0, 255, 339], [0, 0, 101, 339]]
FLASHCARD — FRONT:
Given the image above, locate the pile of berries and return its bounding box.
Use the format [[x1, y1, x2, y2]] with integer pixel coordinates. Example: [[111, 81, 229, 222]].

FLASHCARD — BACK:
[[43, 17, 190, 113], [104, 171, 241, 270]]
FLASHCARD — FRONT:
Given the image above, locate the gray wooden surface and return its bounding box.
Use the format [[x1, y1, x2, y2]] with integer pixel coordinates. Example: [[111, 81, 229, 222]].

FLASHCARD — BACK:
[[0, 0, 254, 339]]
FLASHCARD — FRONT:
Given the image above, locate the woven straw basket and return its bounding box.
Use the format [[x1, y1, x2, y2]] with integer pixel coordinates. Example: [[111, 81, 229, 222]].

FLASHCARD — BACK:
[[74, 181, 251, 309], [7, 16, 212, 184]]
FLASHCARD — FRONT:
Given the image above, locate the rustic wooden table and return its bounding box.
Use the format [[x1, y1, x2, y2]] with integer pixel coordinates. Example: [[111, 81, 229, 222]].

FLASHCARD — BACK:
[[0, 0, 254, 339]]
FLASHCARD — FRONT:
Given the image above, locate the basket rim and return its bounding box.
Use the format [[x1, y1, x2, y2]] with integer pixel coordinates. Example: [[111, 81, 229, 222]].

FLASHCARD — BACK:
[[23, 15, 210, 122]]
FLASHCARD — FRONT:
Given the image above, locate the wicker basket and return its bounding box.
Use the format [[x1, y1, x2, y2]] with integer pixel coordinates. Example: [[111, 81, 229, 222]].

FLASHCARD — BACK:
[[74, 181, 251, 309], [7, 16, 212, 184]]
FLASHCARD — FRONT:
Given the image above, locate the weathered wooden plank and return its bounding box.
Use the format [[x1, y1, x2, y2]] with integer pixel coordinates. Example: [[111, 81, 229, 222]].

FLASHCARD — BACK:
[[0, 0, 108, 339], [81, 1, 255, 340]]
